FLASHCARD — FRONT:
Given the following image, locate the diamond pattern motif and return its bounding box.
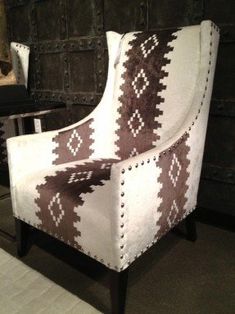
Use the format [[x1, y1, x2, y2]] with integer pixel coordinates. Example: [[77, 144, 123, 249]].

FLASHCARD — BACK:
[[130, 147, 138, 157], [167, 200, 179, 227], [68, 171, 92, 184], [140, 34, 159, 58], [48, 193, 65, 227], [127, 109, 145, 137], [168, 153, 181, 187], [67, 130, 83, 156], [132, 69, 149, 98]]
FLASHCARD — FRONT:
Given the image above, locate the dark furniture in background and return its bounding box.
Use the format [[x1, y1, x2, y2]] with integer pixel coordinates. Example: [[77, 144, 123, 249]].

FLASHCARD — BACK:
[[4, 0, 235, 219]]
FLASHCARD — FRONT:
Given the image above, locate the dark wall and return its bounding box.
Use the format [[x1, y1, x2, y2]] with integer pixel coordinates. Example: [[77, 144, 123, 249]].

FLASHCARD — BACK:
[[5, 0, 235, 217]]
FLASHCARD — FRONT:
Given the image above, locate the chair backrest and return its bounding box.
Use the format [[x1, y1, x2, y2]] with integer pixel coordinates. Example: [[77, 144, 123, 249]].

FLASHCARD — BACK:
[[111, 25, 200, 159], [38, 21, 218, 165], [10, 42, 30, 88]]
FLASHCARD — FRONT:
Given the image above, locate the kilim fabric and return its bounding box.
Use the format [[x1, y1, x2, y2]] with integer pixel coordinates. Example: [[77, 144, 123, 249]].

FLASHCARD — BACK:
[[115, 30, 177, 159], [35, 159, 119, 249], [52, 118, 94, 165], [156, 135, 190, 239], [7, 21, 220, 271]]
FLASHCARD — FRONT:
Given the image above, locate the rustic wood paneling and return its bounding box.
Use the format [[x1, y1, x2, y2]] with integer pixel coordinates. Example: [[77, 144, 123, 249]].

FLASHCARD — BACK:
[[67, 0, 97, 37], [104, 0, 146, 32], [204, 116, 235, 169], [148, 0, 204, 28]]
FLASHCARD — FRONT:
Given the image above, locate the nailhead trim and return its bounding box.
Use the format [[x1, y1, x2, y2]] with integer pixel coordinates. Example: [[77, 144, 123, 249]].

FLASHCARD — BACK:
[[14, 215, 120, 271], [187, 22, 215, 133], [120, 206, 196, 270]]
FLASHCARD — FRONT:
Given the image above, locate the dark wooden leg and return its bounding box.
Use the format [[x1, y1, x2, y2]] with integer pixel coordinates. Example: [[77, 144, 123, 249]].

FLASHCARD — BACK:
[[185, 212, 197, 242], [15, 218, 30, 257], [110, 268, 129, 314]]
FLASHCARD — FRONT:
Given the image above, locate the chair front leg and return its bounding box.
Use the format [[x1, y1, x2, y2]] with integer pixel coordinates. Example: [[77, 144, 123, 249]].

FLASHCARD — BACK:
[[185, 212, 197, 242], [110, 268, 129, 314], [15, 218, 30, 257]]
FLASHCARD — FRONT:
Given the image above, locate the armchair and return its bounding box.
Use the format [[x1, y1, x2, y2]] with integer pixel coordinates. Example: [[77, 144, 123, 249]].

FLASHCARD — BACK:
[[7, 21, 219, 313]]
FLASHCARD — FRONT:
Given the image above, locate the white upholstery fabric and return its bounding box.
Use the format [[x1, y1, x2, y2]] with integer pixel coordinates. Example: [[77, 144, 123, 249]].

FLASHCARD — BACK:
[[7, 21, 219, 271], [10, 42, 30, 88]]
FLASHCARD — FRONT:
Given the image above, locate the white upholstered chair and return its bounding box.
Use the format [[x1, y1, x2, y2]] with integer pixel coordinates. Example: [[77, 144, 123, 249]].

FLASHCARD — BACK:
[[7, 21, 219, 313], [10, 42, 30, 88]]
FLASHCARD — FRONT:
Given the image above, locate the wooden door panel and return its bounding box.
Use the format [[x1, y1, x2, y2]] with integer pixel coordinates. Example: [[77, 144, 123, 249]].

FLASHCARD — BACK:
[[8, 4, 30, 42], [67, 0, 96, 37], [104, 0, 146, 32], [35, 0, 62, 41], [204, 116, 235, 169], [148, 0, 203, 29], [204, 0, 235, 24], [40, 53, 64, 90], [69, 50, 96, 92]]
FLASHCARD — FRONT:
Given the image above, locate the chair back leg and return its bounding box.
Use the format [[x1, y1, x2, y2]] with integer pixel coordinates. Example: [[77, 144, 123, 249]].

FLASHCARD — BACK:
[[15, 218, 30, 257], [185, 212, 197, 242]]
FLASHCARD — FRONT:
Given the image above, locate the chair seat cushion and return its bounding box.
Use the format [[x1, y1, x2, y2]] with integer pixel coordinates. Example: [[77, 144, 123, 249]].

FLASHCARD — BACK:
[[14, 158, 119, 266]]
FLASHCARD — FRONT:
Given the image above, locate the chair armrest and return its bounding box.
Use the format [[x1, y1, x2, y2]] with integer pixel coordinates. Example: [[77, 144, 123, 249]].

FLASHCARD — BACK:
[[7, 130, 58, 185], [110, 120, 205, 270]]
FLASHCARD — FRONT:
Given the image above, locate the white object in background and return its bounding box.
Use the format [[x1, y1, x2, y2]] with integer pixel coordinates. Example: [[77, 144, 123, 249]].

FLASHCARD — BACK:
[[34, 118, 42, 133], [10, 42, 30, 88]]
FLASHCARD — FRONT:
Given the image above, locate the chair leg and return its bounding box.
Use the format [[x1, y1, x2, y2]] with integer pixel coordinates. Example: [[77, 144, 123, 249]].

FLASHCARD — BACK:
[[15, 218, 30, 257], [110, 268, 129, 314], [185, 212, 197, 242]]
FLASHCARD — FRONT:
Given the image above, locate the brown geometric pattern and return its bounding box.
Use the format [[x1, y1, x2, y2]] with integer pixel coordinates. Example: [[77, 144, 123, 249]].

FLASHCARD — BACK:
[[155, 135, 190, 239], [52, 118, 94, 165], [115, 30, 178, 159], [35, 158, 119, 249]]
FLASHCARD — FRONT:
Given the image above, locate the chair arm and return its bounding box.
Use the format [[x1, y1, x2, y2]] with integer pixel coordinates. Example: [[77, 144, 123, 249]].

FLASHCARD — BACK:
[[110, 129, 200, 270], [7, 130, 58, 185]]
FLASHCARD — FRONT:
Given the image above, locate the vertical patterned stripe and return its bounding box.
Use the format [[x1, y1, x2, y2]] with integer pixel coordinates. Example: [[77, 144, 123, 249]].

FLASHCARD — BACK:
[[115, 30, 178, 159], [155, 135, 190, 239]]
